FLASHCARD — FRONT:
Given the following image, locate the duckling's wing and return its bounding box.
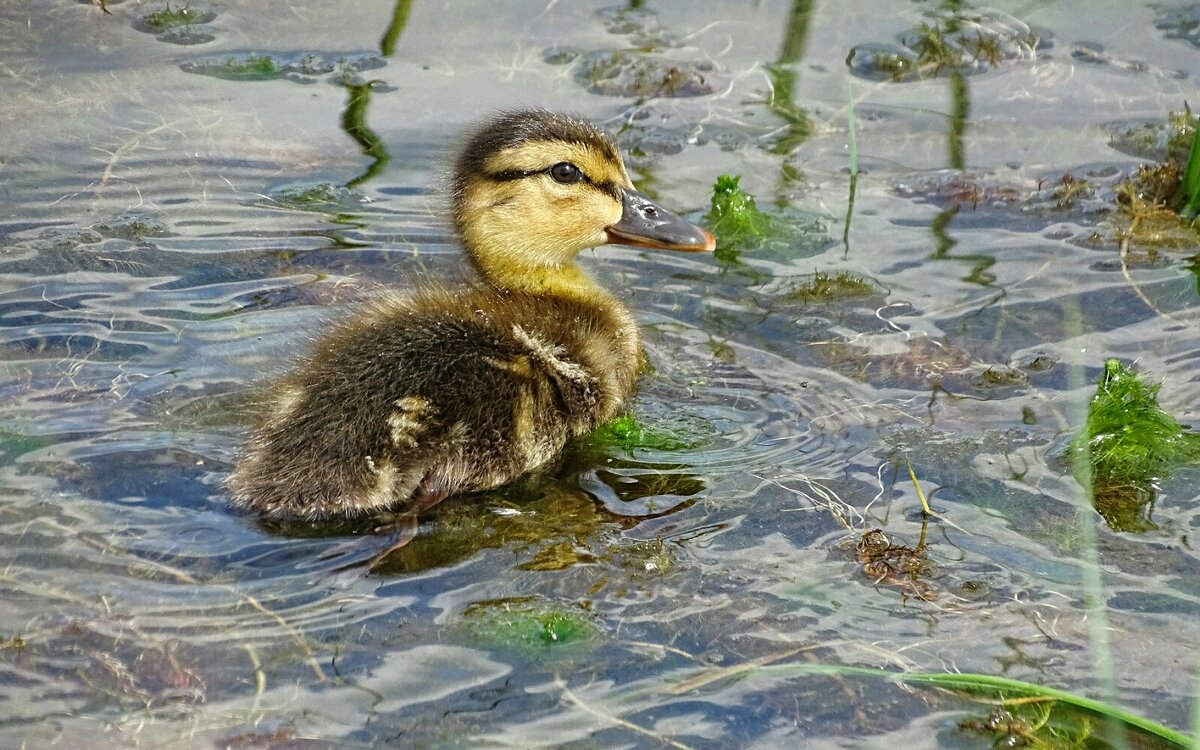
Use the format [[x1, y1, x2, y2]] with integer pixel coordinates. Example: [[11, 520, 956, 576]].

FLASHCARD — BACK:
[[229, 296, 602, 520]]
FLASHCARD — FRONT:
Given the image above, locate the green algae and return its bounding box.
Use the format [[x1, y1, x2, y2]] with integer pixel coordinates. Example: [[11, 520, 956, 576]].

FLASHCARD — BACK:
[[587, 414, 694, 453], [706, 175, 771, 242], [702, 174, 828, 263], [180, 51, 386, 84], [210, 54, 278, 80], [1071, 359, 1200, 532], [0, 430, 55, 463], [462, 598, 598, 654], [576, 408, 717, 463]]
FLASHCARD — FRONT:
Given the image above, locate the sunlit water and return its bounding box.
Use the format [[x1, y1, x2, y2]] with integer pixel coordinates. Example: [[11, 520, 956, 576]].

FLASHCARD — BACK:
[[2, 1, 1199, 748]]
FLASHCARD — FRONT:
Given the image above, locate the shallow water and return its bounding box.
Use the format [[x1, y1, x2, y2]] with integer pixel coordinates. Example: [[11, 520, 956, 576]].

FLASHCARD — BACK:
[[2, 1, 1199, 748]]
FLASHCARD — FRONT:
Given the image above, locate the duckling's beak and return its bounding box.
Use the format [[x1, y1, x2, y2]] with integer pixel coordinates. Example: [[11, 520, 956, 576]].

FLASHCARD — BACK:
[[606, 189, 716, 253]]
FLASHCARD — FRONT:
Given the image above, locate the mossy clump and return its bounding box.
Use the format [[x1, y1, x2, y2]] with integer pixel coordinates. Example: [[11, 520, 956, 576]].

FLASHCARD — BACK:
[[784, 271, 875, 303], [135, 4, 215, 33], [1071, 359, 1200, 531], [94, 214, 171, 241], [1108, 109, 1196, 163], [220, 54, 279, 79], [180, 53, 281, 81], [704, 174, 827, 262], [854, 528, 936, 601], [706, 174, 771, 241], [462, 598, 599, 655]]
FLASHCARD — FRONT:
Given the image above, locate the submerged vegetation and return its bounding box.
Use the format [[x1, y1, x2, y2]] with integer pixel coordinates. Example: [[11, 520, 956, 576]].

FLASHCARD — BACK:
[[132, 3, 217, 44], [582, 414, 704, 454], [1112, 107, 1200, 249], [854, 528, 935, 601], [462, 598, 598, 655], [847, 8, 1039, 82], [784, 271, 875, 303], [135, 4, 214, 32], [1071, 359, 1200, 531], [180, 51, 386, 83]]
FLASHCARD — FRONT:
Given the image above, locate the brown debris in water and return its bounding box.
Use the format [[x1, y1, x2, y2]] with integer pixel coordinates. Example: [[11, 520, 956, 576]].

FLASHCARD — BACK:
[[854, 529, 936, 601]]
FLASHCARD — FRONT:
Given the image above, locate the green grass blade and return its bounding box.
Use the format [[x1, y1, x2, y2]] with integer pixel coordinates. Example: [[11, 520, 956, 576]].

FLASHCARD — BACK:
[[1175, 126, 1200, 219]]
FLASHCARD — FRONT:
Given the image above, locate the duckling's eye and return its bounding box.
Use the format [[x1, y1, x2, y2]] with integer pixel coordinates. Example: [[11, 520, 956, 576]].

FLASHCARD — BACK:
[[549, 162, 582, 184]]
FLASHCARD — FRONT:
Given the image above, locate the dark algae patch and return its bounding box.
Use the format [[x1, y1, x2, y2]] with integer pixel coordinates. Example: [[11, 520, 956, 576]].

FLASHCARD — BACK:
[[1071, 359, 1200, 532]]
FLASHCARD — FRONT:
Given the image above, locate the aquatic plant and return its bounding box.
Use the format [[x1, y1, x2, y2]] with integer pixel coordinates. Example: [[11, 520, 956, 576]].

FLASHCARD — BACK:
[[216, 54, 278, 79], [137, 4, 211, 32], [180, 51, 386, 83], [702, 173, 829, 264], [784, 271, 874, 303], [586, 414, 698, 454], [463, 598, 598, 654], [854, 528, 935, 601], [958, 703, 1091, 750], [847, 9, 1039, 83], [706, 175, 770, 238], [1109, 108, 1200, 250], [1172, 125, 1200, 219], [670, 661, 1192, 749], [1071, 359, 1200, 531], [703, 174, 773, 263]]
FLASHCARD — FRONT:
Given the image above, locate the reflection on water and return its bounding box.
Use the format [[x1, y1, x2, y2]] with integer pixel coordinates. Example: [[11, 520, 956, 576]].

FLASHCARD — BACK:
[[2, 0, 1200, 747]]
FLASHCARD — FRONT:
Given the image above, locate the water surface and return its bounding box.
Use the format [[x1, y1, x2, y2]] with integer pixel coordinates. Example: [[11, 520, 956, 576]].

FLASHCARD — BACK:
[[2, 1, 1199, 747]]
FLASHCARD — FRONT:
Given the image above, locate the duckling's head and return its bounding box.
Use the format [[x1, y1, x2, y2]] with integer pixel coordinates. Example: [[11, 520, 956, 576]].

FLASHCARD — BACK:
[[452, 109, 714, 291]]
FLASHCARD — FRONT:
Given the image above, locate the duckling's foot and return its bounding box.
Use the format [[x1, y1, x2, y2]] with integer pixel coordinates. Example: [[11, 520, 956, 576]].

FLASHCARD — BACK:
[[325, 474, 453, 573]]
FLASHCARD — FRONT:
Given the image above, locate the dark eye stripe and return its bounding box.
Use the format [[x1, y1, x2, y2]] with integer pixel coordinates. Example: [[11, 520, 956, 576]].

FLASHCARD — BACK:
[[484, 168, 622, 201]]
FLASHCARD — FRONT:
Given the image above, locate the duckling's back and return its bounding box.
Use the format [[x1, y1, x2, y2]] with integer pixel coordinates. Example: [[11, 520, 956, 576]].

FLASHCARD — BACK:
[[228, 286, 639, 520]]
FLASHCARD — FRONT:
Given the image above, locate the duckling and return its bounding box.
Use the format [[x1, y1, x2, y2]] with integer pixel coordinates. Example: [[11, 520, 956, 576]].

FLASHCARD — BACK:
[[228, 109, 714, 523]]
